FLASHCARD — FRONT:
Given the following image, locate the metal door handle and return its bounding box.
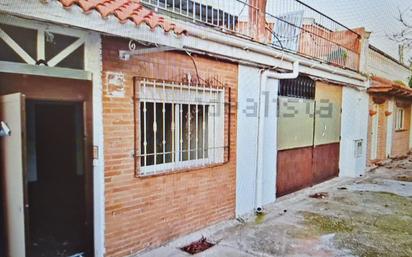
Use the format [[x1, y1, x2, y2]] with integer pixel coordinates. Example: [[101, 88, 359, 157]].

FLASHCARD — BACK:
[[0, 121, 11, 137]]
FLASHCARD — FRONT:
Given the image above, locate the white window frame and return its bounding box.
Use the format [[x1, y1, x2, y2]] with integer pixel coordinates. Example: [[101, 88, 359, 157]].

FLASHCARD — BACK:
[[395, 107, 405, 131], [139, 79, 225, 176]]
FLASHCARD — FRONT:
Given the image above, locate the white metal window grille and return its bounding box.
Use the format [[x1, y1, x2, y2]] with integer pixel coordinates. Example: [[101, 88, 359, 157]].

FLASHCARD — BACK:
[[136, 78, 228, 175], [395, 108, 405, 130], [279, 76, 315, 99]]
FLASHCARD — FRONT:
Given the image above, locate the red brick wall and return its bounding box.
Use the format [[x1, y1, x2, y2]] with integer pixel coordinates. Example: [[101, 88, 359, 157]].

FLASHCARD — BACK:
[[298, 24, 361, 70], [102, 37, 238, 257], [367, 96, 411, 162]]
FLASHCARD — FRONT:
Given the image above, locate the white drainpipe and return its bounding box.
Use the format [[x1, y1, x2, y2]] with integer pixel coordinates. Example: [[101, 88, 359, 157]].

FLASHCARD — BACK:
[[255, 61, 300, 213]]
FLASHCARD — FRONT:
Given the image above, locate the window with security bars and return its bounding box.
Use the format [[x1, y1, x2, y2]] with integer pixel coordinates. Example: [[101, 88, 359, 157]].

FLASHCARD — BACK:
[[279, 76, 315, 99], [136, 78, 228, 175]]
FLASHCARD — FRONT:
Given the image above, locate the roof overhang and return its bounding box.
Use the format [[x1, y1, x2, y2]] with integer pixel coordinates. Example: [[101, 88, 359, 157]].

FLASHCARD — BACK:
[[0, 0, 185, 49], [368, 76, 412, 100]]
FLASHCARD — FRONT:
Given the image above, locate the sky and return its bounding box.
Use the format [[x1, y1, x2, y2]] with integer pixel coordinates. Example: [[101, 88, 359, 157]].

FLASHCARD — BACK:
[[300, 0, 412, 62]]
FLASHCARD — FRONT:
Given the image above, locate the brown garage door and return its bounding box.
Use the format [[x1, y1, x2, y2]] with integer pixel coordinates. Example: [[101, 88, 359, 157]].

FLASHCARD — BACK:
[[277, 79, 342, 197]]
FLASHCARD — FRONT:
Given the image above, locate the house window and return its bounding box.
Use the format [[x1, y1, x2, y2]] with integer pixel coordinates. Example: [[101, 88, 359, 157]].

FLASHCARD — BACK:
[[279, 76, 315, 99], [0, 23, 37, 63], [137, 79, 227, 175], [395, 108, 405, 130]]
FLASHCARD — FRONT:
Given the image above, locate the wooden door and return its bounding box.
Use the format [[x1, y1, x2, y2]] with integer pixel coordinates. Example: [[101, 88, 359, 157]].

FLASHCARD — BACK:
[[0, 93, 27, 257]]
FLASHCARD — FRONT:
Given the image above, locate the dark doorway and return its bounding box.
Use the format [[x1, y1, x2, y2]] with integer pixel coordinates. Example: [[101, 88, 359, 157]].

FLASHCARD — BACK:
[[26, 100, 91, 257]]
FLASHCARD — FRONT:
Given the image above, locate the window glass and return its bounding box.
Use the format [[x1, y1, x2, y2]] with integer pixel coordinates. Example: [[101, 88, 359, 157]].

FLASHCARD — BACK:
[[45, 32, 84, 69], [181, 104, 190, 161], [141, 103, 210, 167], [0, 39, 25, 63], [138, 80, 223, 175], [0, 24, 37, 63], [0, 24, 85, 69], [181, 104, 209, 161], [199, 106, 209, 159]]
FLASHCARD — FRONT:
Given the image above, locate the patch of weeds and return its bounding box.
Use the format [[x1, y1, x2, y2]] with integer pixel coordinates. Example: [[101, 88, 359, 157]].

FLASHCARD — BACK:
[[303, 212, 353, 234], [300, 191, 412, 257], [332, 196, 357, 206], [397, 175, 412, 182], [374, 215, 412, 234], [375, 191, 401, 197], [338, 231, 412, 257], [371, 192, 412, 216], [338, 235, 386, 257]]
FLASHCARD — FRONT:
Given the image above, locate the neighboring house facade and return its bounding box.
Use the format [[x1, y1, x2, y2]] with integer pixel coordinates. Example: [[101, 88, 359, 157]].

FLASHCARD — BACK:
[[0, 1, 399, 257], [366, 46, 412, 163]]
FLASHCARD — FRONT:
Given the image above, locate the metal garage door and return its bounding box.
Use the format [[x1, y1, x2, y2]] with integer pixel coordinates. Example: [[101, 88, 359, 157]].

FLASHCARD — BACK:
[[277, 78, 342, 197]]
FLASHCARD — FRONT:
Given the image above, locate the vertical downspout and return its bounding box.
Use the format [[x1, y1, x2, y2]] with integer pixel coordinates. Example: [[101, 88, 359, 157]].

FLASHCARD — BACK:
[[255, 70, 266, 214], [255, 61, 300, 213]]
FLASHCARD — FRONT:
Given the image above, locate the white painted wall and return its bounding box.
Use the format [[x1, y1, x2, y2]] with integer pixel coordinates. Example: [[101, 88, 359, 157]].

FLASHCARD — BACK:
[[386, 99, 394, 158], [261, 78, 278, 206], [236, 65, 277, 217], [84, 32, 105, 257], [236, 65, 259, 217], [370, 104, 379, 160], [339, 87, 369, 177], [368, 48, 411, 84]]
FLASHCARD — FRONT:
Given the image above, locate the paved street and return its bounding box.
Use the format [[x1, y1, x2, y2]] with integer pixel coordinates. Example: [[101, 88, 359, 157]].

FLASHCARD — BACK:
[[139, 157, 412, 257]]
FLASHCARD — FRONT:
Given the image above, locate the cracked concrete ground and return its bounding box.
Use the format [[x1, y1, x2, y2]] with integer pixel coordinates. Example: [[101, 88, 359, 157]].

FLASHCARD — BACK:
[[138, 157, 412, 257]]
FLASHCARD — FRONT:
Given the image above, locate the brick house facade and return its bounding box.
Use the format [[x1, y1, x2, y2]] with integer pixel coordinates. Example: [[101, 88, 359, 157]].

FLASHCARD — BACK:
[[367, 76, 412, 163], [367, 97, 388, 161], [102, 37, 238, 257]]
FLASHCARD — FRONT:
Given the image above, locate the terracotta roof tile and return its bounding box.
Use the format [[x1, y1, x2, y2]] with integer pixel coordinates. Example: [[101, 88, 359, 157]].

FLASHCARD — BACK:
[[58, 0, 186, 35], [368, 76, 412, 99]]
